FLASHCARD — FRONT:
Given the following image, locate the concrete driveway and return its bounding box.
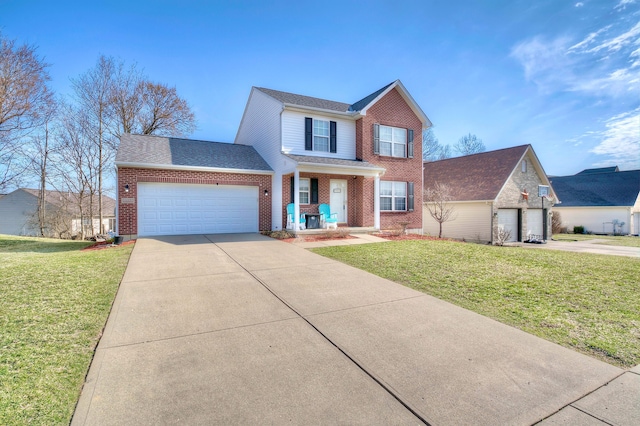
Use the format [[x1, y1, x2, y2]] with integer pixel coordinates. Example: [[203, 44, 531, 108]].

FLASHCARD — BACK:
[[521, 238, 640, 258], [72, 234, 629, 425]]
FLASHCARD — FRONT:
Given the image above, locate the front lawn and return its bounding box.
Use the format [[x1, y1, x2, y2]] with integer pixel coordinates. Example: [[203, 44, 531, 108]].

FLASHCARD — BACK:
[[553, 234, 640, 248], [312, 240, 640, 368], [0, 235, 133, 425]]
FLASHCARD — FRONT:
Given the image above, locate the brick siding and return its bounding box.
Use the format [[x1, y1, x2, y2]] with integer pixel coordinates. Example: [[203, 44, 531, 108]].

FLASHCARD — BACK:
[[117, 167, 272, 235]]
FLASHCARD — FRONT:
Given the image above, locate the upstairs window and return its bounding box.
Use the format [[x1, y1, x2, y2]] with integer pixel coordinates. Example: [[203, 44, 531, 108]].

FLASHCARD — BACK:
[[373, 124, 414, 158], [313, 120, 329, 152], [305, 117, 337, 153], [521, 159, 527, 173]]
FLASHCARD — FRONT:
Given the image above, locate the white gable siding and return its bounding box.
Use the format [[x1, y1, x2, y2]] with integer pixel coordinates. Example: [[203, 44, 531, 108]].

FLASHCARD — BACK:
[[553, 206, 632, 234], [281, 110, 356, 160], [423, 202, 492, 242], [234, 88, 283, 170]]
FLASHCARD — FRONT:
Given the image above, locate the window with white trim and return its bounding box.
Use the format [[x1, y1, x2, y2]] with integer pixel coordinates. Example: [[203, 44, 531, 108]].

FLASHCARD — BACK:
[[313, 119, 329, 152], [379, 125, 406, 158], [380, 181, 407, 211], [521, 159, 527, 173], [299, 178, 310, 204]]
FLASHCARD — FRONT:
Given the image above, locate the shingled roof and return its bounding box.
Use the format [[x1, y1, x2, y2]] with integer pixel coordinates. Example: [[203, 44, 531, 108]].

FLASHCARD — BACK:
[[116, 134, 272, 172], [255, 87, 351, 112], [423, 145, 530, 201], [550, 169, 640, 207], [20, 189, 116, 216]]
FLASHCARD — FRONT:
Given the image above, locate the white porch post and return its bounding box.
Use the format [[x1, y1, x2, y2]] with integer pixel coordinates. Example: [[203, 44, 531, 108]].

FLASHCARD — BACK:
[[374, 174, 381, 230], [294, 169, 300, 230]]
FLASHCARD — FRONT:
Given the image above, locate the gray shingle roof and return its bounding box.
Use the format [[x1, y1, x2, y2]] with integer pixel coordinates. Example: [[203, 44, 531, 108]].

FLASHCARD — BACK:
[[550, 170, 640, 207], [116, 134, 272, 172], [285, 154, 384, 170], [256, 82, 397, 114], [21, 188, 116, 216], [256, 87, 351, 112], [577, 166, 620, 175], [423, 145, 530, 201]]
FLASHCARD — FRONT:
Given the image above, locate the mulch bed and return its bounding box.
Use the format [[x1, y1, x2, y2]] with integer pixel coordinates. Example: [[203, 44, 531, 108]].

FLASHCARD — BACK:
[[281, 235, 357, 243], [374, 233, 442, 241], [82, 239, 136, 251]]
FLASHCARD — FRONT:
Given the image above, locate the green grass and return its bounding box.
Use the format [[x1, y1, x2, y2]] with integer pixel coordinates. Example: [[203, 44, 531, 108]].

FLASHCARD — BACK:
[[553, 233, 640, 248], [312, 240, 640, 368], [0, 235, 133, 425]]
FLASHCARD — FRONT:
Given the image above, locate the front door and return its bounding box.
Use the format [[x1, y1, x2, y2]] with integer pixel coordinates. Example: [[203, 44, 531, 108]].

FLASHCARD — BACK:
[[330, 179, 347, 223]]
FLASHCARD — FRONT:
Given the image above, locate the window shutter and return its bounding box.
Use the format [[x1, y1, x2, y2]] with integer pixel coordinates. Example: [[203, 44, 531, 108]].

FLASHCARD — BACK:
[[407, 129, 414, 158], [311, 178, 318, 204], [330, 121, 337, 153], [290, 176, 294, 203], [373, 123, 380, 154], [407, 182, 414, 212], [305, 117, 313, 151]]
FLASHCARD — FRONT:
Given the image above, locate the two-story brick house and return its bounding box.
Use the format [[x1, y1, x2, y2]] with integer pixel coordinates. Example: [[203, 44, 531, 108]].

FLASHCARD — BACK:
[[235, 80, 431, 232], [115, 80, 431, 237]]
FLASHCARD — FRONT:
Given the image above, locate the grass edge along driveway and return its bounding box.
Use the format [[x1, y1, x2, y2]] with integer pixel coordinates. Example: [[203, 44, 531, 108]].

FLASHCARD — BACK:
[[0, 235, 133, 425], [312, 239, 640, 369]]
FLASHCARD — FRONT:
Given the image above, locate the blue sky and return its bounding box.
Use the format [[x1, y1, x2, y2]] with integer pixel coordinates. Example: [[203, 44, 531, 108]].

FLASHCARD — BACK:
[[3, 0, 639, 176]]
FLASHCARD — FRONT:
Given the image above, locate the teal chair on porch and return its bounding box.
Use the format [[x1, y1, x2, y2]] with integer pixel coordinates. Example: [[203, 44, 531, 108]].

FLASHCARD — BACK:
[[286, 203, 306, 230], [319, 204, 338, 229]]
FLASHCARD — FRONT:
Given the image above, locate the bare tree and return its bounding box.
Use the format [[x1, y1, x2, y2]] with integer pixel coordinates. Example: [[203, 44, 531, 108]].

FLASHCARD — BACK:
[[137, 81, 196, 136], [422, 128, 452, 162], [424, 182, 457, 238], [0, 34, 53, 191], [454, 133, 485, 156]]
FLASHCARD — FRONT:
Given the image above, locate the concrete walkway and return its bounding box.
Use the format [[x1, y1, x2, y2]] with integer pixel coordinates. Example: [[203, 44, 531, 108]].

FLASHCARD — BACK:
[[520, 238, 640, 258], [73, 234, 635, 425]]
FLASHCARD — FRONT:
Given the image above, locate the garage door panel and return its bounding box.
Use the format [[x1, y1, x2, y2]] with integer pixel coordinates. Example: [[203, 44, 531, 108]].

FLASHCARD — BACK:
[[137, 182, 259, 236], [527, 209, 543, 238], [497, 209, 518, 242]]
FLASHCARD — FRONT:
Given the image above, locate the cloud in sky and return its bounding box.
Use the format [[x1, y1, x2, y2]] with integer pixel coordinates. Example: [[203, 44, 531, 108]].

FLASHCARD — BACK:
[[590, 108, 640, 169], [511, 2, 640, 170]]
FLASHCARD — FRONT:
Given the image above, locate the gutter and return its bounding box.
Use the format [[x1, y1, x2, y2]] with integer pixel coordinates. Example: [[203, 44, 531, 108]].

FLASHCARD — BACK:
[[115, 162, 274, 175]]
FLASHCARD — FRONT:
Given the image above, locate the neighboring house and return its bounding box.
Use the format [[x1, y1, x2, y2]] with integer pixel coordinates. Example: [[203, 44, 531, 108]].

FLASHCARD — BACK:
[[551, 167, 640, 235], [236, 80, 430, 232], [0, 188, 116, 238], [115, 80, 431, 237], [423, 145, 557, 243]]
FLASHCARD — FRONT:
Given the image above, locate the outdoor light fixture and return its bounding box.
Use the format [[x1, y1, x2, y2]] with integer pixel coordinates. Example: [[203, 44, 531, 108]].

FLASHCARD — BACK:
[[124, 184, 130, 193], [264, 189, 269, 197]]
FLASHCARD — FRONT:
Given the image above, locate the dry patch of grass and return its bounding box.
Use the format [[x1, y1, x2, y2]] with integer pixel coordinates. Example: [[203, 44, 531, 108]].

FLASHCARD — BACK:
[[312, 239, 640, 368]]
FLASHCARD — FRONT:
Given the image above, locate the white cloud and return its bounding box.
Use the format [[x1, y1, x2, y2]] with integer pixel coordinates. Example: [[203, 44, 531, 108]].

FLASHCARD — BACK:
[[615, 0, 636, 10], [589, 108, 640, 170], [575, 2, 584, 7], [510, 36, 575, 93], [578, 21, 640, 54]]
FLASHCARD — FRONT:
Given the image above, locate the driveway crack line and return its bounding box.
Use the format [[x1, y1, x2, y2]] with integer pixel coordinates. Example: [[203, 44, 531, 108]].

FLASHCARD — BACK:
[[208, 235, 432, 426]]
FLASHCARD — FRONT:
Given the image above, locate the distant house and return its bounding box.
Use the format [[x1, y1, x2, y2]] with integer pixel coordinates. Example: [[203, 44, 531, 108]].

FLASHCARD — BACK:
[[551, 167, 640, 235], [0, 188, 116, 238], [423, 145, 557, 243]]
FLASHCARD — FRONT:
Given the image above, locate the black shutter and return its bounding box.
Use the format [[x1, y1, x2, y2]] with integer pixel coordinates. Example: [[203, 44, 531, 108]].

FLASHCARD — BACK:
[[407, 182, 414, 212], [290, 176, 294, 203], [311, 178, 318, 204], [330, 121, 337, 153], [305, 117, 313, 151], [373, 123, 380, 154], [407, 129, 414, 158]]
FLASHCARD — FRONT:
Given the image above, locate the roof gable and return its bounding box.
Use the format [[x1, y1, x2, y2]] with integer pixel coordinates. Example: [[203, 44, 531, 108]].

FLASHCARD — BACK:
[[551, 170, 640, 206], [354, 80, 431, 127], [423, 145, 531, 201], [116, 134, 272, 172]]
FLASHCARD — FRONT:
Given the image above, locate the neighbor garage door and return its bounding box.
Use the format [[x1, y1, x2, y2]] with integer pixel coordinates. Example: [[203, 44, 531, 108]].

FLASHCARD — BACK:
[[527, 209, 544, 239], [497, 209, 518, 242], [138, 182, 258, 236]]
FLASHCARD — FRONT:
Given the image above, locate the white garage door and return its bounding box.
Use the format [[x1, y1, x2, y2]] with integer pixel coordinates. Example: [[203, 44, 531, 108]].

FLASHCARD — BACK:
[[497, 209, 518, 242], [138, 182, 258, 236], [527, 209, 543, 239]]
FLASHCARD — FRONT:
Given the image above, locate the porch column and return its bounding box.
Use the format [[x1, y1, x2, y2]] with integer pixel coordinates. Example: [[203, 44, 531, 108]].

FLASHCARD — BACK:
[[374, 174, 381, 230], [294, 169, 300, 230]]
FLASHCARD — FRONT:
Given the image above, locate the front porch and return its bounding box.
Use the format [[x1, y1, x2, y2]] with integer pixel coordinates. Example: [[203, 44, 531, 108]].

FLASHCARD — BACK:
[[291, 226, 377, 235]]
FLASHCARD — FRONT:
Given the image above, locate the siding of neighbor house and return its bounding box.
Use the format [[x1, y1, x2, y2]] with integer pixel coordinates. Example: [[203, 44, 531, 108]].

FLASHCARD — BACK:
[[423, 202, 492, 242], [281, 110, 356, 159], [0, 190, 39, 235], [554, 206, 632, 234], [494, 152, 552, 241]]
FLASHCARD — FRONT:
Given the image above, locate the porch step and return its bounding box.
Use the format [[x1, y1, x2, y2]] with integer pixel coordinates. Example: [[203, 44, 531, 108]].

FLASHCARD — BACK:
[[294, 226, 376, 235]]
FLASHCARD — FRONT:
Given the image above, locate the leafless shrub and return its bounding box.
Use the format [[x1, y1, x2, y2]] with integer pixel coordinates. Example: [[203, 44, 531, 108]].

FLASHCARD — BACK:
[[495, 227, 512, 246], [551, 211, 563, 234], [323, 228, 350, 239]]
